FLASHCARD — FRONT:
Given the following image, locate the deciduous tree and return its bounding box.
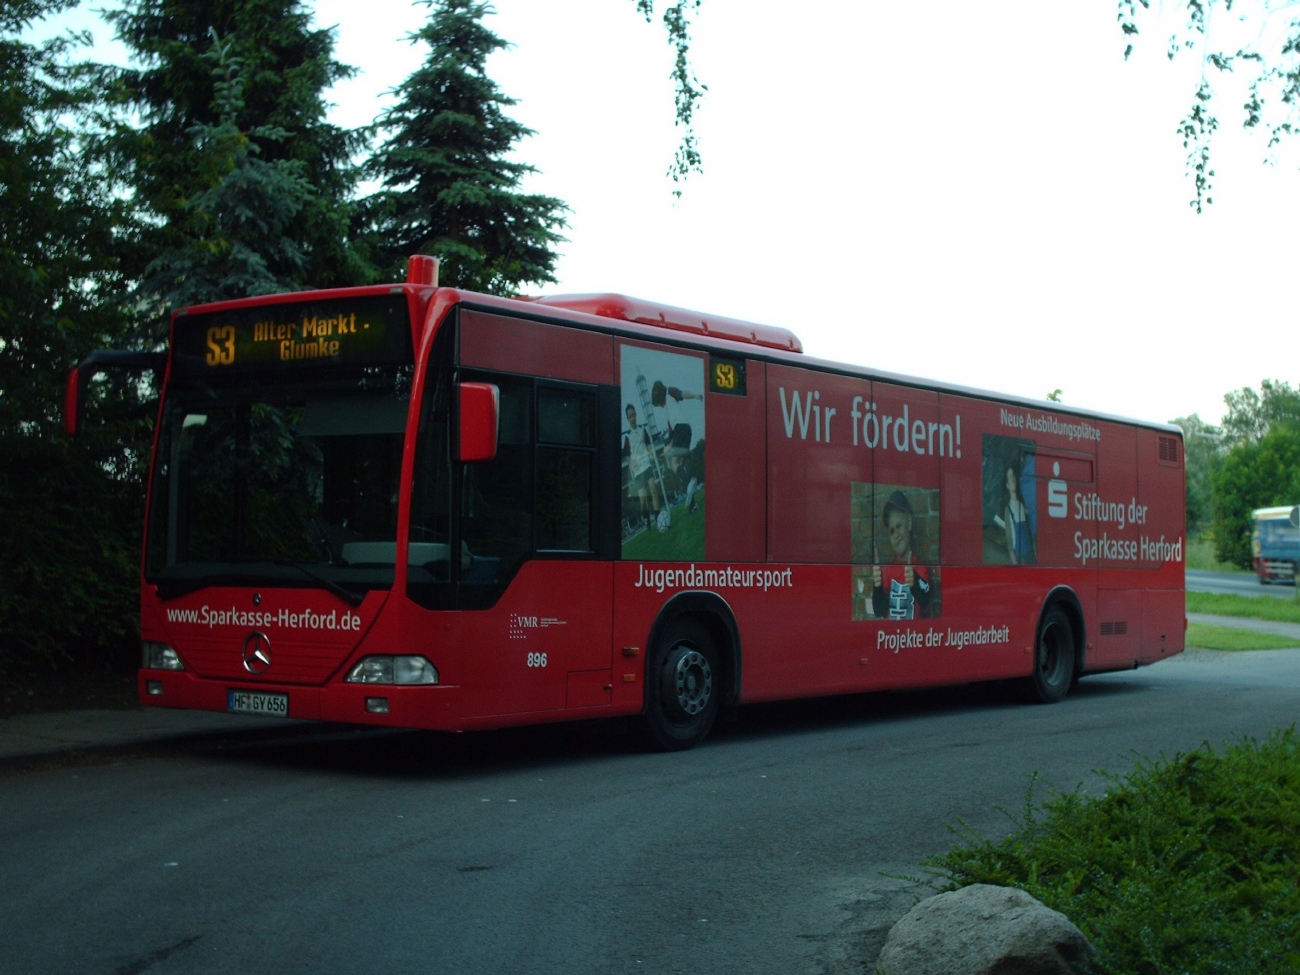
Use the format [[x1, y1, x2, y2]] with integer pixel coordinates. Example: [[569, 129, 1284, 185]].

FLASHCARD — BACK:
[[1220, 379, 1300, 448], [135, 31, 317, 308], [1120, 0, 1300, 211], [1170, 412, 1222, 535], [107, 0, 371, 315], [1211, 422, 1300, 567], [629, 0, 705, 193], [0, 0, 147, 676]]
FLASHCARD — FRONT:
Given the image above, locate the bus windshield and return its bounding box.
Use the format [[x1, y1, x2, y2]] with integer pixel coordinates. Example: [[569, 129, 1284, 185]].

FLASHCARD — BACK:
[[146, 295, 417, 600]]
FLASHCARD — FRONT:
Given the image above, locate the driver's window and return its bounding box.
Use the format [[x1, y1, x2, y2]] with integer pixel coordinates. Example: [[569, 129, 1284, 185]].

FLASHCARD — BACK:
[[459, 377, 533, 589]]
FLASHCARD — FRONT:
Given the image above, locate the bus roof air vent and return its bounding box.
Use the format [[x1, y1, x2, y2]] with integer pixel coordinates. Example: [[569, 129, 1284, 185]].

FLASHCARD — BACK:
[[529, 293, 803, 353]]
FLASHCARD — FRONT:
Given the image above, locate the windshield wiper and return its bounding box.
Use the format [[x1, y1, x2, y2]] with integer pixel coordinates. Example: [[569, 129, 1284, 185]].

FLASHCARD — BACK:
[[262, 560, 366, 607], [153, 562, 366, 606]]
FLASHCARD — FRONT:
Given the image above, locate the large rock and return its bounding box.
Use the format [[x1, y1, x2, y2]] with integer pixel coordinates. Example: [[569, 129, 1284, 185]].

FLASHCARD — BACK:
[[875, 884, 1095, 975]]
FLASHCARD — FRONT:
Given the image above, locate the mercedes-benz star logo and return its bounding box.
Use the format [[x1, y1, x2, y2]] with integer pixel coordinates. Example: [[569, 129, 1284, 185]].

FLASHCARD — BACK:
[[241, 631, 272, 675]]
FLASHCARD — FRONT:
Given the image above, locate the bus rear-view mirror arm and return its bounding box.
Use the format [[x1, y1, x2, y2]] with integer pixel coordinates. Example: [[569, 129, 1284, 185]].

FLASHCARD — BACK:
[[65, 350, 167, 436], [457, 381, 499, 463]]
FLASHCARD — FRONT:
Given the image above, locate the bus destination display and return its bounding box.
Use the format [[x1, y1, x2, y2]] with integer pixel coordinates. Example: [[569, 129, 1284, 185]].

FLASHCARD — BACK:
[[173, 295, 412, 374]]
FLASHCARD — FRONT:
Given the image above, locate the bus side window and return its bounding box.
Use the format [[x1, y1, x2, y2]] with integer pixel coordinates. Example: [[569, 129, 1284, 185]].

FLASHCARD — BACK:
[[536, 385, 595, 552], [457, 378, 597, 597]]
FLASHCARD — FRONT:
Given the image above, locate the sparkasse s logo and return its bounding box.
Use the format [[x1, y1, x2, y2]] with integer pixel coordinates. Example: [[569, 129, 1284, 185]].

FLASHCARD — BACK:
[[1047, 462, 1068, 518]]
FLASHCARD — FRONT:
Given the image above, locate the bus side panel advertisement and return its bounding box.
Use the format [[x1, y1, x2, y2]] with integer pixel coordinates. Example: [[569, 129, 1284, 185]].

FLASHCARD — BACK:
[[615, 561, 1031, 703], [759, 368, 1182, 624], [619, 344, 708, 563], [850, 483, 941, 623], [766, 364, 875, 563]]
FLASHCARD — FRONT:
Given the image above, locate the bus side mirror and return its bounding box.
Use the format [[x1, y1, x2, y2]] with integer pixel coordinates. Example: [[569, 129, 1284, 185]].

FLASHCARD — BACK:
[[65, 367, 84, 436], [457, 382, 499, 463], [64, 350, 167, 436]]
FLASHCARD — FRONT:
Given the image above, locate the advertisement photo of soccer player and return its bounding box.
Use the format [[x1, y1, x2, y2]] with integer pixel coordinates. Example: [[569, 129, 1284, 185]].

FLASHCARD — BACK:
[[982, 434, 1038, 565], [620, 345, 706, 561], [851, 482, 942, 620]]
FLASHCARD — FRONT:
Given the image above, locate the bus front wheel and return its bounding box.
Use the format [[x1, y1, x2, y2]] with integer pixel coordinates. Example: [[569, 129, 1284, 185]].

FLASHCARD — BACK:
[[642, 618, 719, 751], [1027, 606, 1075, 704]]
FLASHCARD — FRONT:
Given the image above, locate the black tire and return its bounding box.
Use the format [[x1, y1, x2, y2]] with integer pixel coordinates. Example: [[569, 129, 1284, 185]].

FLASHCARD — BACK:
[[1027, 606, 1075, 704], [642, 618, 720, 751]]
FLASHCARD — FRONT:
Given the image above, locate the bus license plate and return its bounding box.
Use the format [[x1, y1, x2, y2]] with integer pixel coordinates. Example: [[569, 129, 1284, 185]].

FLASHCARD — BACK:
[[228, 690, 289, 716]]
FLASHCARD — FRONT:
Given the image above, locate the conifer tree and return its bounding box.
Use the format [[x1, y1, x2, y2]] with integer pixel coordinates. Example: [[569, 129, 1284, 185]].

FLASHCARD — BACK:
[[365, 0, 567, 293]]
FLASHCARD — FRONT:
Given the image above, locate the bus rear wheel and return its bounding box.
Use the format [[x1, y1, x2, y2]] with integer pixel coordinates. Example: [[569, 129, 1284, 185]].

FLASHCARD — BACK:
[[643, 618, 719, 751], [1027, 606, 1075, 704]]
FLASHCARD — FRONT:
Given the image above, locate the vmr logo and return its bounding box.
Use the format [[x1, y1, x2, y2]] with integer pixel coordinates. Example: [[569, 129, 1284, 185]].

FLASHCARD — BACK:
[[1047, 462, 1068, 518], [508, 613, 542, 641]]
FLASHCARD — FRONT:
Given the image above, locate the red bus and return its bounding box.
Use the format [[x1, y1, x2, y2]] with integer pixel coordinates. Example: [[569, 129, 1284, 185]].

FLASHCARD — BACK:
[[67, 256, 1186, 749]]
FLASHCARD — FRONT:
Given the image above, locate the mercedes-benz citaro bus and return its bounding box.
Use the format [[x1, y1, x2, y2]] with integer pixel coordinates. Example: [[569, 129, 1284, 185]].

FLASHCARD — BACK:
[[66, 256, 1186, 750]]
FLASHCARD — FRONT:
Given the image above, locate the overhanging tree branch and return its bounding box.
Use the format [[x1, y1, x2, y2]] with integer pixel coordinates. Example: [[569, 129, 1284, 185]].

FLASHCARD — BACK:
[[630, 0, 707, 195], [1122, 0, 1300, 211]]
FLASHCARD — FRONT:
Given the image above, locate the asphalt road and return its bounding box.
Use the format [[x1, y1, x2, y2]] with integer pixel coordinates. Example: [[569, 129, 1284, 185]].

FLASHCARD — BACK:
[[1187, 567, 1296, 597], [5, 649, 1300, 975]]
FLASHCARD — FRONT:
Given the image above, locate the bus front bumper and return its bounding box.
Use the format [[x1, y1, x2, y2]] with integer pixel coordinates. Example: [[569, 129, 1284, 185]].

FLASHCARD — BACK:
[[138, 669, 464, 730]]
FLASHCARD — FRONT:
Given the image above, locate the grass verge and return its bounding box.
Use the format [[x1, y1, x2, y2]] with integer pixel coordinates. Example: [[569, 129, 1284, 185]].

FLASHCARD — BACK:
[[928, 730, 1300, 975], [1185, 624, 1299, 651], [1185, 536, 1246, 573], [1187, 591, 1300, 623]]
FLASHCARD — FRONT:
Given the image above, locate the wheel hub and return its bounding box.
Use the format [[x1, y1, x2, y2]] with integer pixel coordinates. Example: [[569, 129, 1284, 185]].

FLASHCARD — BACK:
[[671, 649, 712, 716]]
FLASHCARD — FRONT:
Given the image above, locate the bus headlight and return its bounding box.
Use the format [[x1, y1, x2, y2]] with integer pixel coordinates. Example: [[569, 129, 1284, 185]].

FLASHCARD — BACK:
[[346, 655, 439, 685], [143, 642, 184, 670]]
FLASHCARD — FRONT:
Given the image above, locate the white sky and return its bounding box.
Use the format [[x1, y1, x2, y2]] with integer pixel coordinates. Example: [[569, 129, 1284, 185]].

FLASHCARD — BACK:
[[33, 0, 1300, 426]]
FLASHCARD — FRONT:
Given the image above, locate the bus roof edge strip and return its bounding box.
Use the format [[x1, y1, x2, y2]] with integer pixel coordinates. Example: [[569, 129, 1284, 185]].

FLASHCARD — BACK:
[[526, 293, 802, 353]]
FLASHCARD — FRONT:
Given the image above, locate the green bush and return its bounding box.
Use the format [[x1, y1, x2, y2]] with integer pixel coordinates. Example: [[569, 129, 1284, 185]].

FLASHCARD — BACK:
[[929, 731, 1300, 974], [1184, 535, 1243, 573], [1210, 423, 1300, 569], [0, 435, 142, 678]]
